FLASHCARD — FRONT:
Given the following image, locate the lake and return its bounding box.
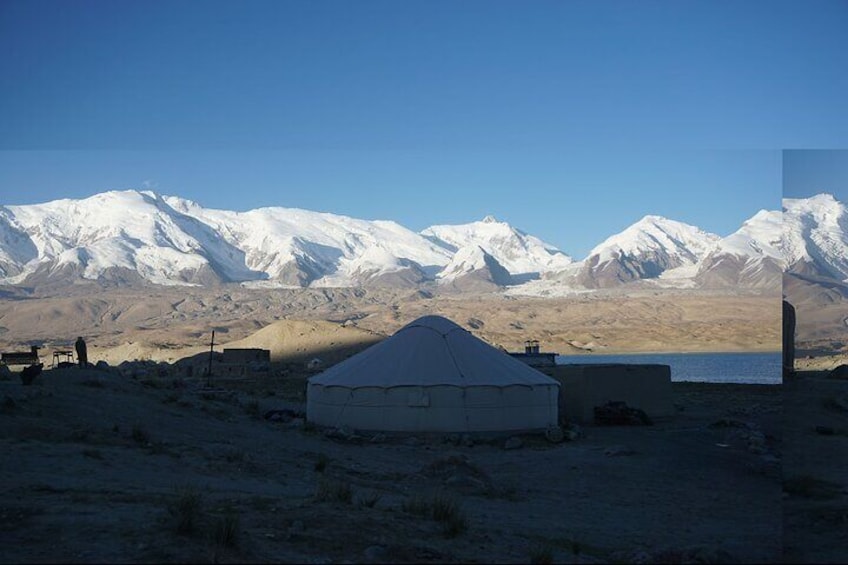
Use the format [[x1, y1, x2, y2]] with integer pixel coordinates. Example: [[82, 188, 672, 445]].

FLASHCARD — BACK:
[[556, 352, 781, 385]]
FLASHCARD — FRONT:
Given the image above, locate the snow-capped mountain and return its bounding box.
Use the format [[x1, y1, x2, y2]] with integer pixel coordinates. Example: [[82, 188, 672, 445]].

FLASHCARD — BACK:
[[783, 193, 848, 281], [421, 215, 573, 282], [436, 245, 513, 291], [0, 190, 574, 289], [0, 189, 784, 293], [0, 190, 462, 288], [695, 210, 783, 289], [162, 194, 451, 287], [1, 191, 262, 286], [570, 216, 721, 288]]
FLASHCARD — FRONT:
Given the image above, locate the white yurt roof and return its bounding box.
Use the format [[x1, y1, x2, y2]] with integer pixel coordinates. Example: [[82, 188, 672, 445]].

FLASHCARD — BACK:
[[309, 315, 558, 388]]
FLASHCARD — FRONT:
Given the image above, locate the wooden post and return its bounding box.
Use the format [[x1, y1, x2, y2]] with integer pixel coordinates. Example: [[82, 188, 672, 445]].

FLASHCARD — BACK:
[[206, 330, 215, 388]]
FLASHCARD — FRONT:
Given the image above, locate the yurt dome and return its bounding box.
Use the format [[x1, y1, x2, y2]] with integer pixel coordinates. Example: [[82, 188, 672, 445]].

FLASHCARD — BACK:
[[307, 315, 559, 433]]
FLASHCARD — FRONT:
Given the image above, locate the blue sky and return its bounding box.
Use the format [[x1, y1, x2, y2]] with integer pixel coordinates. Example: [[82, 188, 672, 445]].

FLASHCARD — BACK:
[[784, 150, 848, 202], [1, 1, 845, 258]]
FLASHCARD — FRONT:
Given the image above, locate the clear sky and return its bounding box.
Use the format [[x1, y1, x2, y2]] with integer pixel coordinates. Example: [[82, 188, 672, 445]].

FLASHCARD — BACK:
[[1, 0, 845, 258], [784, 150, 848, 202]]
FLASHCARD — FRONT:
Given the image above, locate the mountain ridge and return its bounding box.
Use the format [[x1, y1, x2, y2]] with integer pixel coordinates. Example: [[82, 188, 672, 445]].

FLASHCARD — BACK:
[[0, 189, 782, 292]]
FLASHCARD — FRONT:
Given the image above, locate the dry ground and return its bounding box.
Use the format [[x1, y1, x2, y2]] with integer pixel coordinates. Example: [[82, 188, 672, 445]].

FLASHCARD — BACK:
[[0, 367, 781, 564], [783, 371, 848, 563], [0, 287, 781, 365]]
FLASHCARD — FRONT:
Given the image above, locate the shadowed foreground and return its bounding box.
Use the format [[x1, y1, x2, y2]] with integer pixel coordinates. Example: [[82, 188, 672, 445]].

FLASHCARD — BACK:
[[0, 368, 780, 563]]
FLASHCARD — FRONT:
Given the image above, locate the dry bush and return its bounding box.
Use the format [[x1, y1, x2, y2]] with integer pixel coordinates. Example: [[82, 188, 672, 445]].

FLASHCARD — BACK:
[[315, 478, 353, 504], [402, 491, 468, 538]]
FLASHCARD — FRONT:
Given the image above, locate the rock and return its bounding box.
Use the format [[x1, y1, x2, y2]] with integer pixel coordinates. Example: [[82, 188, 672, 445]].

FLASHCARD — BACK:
[[20, 363, 43, 386], [461, 434, 474, 447], [369, 433, 387, 444], [467, 318, 484, 329], [745, 430, 767, 454], [264, 409, 292, 423], [709, 418, 753, 429], [604, 445, 636, 457], [403, 436, 421, 447], [443, 434, 461, 445], [95, 360, 110, 370], [594, 401, 652, 426], [815, 425, 836, 436], [364, 546, 387, 562], [545, 425, 565, 443], [828, 364, 848, 379], [445, 473, 489, 494], [504, 436, 523, 450], [285, 519, 305, 540]]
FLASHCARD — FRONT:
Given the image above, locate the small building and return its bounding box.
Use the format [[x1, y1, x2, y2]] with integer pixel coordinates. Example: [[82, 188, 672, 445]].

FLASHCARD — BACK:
[[222, 348, 270, 365], [508, 340, 557, 369], [551, 363, 673, 424]]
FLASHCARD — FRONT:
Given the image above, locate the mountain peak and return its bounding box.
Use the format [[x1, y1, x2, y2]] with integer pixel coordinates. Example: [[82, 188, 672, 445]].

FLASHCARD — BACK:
[[481, 215, 498, 224]]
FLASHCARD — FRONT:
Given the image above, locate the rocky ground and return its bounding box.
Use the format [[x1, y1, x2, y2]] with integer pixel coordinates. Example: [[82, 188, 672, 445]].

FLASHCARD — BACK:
[[0, 366, 781, 564]]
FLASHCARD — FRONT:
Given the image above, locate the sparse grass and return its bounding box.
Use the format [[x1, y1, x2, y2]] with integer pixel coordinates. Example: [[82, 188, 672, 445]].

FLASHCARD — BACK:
[[431, 492, 468, 538], [529, 543, 555, 564], [402, 491, 468, 538], [314, 478, 353, 504], [131, 424, 150, 445], [82, 448, 103, 460], [169, 486, 202, 535], [314, 453, 330, 473], [401, 493, 431, 517], [784, 475, 844, 500], [212, 511, 240, 548], [357, 491, 381, 508]]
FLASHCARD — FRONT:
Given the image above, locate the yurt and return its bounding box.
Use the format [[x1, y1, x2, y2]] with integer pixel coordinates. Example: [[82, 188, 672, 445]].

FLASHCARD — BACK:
[[307, 315, 559, 433]]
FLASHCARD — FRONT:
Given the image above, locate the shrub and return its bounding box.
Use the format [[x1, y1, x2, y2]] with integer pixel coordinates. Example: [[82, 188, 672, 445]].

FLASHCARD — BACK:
[[131, 424, 150, 444], [529, 543, 554, 564], [314, 453, 329, 473], [315, 478, 353, 504], [213, 511, 239, 548], [431, 493, 468, 538], [169, 486, 202, 535], [401, 494, 431, 517], [357, 491, 381, 508], [402, 492, 468, 538]]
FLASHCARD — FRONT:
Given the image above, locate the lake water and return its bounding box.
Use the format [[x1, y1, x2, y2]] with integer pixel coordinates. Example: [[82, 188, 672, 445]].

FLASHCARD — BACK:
[[556, 352, 781, 385]]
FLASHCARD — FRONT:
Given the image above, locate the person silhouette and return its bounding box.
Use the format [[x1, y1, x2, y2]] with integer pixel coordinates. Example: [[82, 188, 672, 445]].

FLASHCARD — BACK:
[[75, 336, 88, 369]]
